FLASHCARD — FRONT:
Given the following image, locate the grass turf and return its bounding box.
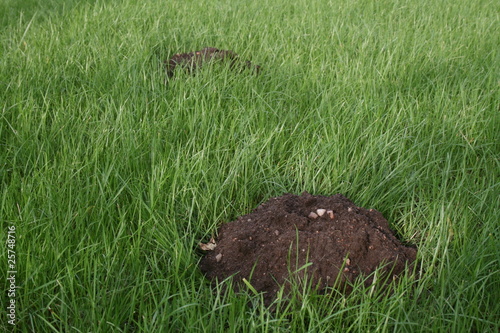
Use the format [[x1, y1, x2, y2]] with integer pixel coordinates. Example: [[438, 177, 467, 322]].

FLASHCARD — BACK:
[[1, 0, 499, 331]]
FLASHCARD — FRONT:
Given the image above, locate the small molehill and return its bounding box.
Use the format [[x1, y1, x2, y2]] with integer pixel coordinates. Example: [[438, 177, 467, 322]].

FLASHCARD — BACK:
[[199, 192, 417, 305], [165, 47, 261, 78]]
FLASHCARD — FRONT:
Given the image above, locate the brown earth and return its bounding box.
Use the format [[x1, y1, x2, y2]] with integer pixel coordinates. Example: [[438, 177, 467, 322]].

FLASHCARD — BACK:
[[199, 192, 417, 305], [165, 47, 261, 78]]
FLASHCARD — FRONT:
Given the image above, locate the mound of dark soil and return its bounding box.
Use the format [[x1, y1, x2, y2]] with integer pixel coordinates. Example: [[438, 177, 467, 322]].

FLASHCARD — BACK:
[[165, 47, 261, 78], [199, 192, 417, 305]]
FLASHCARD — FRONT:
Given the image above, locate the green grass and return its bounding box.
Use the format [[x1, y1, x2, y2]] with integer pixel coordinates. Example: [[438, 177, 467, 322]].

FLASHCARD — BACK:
[[1, 0, 499, 331]]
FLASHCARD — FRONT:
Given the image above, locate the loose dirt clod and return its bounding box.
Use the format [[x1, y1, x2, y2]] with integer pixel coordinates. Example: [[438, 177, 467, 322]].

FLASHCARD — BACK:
[[199, 192, 417, 305], [165, 47, 261, 78]]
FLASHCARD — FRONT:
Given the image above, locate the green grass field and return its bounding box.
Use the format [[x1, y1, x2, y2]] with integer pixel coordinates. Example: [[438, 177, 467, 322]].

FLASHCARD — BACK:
[[1, 0, 499, 331]]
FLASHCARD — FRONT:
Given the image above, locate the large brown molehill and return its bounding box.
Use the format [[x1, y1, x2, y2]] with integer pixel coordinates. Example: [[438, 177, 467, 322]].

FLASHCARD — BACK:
[[199, 192, 417, 305]]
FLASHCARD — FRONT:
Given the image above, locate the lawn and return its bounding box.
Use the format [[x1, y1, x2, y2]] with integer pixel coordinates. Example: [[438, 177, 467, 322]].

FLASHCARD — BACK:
[[1, 0, 499, 331]]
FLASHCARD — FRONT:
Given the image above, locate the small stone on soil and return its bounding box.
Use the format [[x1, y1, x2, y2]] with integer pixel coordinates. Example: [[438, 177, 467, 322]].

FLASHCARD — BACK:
[[308, 212, 319, 219], [316, 209, 326, 216], [199, 237, 217, 251]]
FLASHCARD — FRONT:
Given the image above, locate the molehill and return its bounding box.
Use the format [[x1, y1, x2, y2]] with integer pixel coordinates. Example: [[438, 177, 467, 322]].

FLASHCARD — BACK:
[[165, 47, 261, 78], [199, 192, 417, 305]]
